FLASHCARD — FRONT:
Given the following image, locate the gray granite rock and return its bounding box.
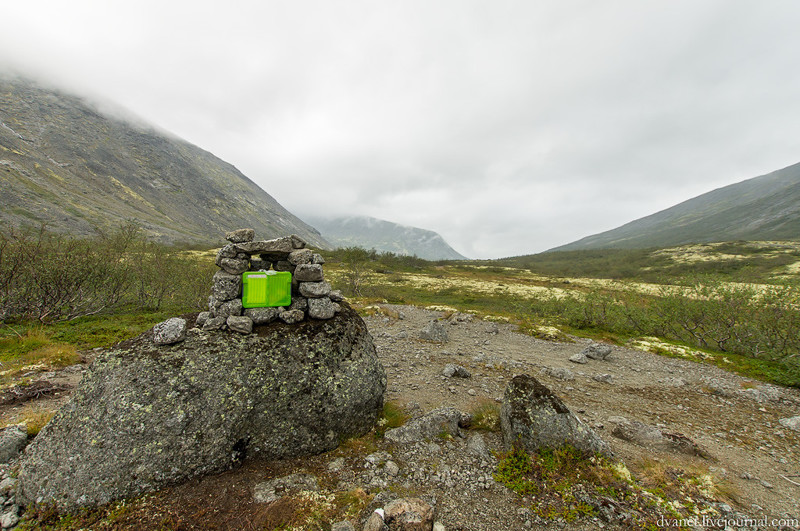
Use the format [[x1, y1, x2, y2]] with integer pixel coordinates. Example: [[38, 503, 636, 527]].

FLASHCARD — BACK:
[[299, 281, 331, 298], [225, 228, 255, 244], [244, 307, 280, 325], [226, 315, 253, 334], [295, 264, 324, 282], [152, 318, 187, 345]]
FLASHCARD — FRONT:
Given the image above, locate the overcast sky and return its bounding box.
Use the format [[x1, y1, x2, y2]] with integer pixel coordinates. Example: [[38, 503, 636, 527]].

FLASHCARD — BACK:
[[2, 1, 800, 258]]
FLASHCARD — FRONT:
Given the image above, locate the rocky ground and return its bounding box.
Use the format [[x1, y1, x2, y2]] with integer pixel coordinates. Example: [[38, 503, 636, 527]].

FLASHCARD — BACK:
[[2, 303, 799, 530]]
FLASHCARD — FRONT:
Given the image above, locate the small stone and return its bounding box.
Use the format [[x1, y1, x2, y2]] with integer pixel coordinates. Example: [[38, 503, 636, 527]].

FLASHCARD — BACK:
[[226, 316, 253, 334], [433, 523, 446, 531], [0, 428, 27, 464], [329, 290, 344, 302], [363, 511, 385, 531], [249, 258, 269, 271], [593, 374, 613, 384], [274, 260, 295, 272], [215, 244, 238, 262], [442, 364, 471, 378], [290, 234, 307, 249], [467, 388, 477, 396], [486, 322, 499, 334], [308, 298, 337, 319], [385, 460, 400, 476], [0, 510, 19, 529], [236, 237, 294, 254], [244, 307, 280, 325], [312, 253, 325, 265], [582, 342, 612, 360], [779, 415, 800, 431], [253, 473, 318, 504], [279, 309, 305, 324], [365, 451, 390, 466], [328, 457, 346, 472], [467, 433, 489, 458], [152, 318, 187, 345], [211, 270, 243, 301], [288, 297, 308, 312], [542, 367, 575, 381], [202, 316, 226, 331], [569, 353, 588, 364], [195, 311, 211, 328], [384, 498, 434, 530], [225, 228, 255, 243], [295, 264, 324, 282], [288, 248, 314, 265], [760, 480, 774, 489], [219, 257, 249, 275], [331, 522, 355, 531], [299, 281, 331, 298], [216, 299, 243, 318], [419, 320, 448, 342]]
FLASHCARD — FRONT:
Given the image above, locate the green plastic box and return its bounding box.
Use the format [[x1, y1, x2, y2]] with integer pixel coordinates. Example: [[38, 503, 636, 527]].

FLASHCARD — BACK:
[[242, 271, 292, 308]]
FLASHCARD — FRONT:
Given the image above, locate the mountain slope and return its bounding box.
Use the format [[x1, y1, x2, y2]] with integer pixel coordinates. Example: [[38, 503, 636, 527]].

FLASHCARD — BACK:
[[308, 215, 467, 260], [0, 76, 329, 248], [551, 161, 800, 251]]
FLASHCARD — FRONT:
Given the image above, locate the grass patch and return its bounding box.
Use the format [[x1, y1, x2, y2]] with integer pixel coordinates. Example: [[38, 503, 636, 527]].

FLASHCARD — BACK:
[[0, 328, 81, 383], [495, 444, 733, 526], [468, 398, 501, 432], [376, 400, 409, 438]]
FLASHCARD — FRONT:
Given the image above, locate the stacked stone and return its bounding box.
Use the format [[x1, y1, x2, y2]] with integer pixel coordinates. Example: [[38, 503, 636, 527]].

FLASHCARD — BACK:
[[195, 228, 343, 334]]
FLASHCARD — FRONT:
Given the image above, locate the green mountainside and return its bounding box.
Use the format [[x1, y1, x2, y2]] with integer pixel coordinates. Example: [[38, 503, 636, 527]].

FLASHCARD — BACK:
[[551, 161, 800, 251], [0, 76, 329, 248], [308, 215, 467, 260]]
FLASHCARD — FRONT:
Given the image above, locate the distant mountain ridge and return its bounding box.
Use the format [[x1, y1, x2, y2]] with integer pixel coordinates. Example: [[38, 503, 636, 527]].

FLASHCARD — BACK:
[[551, 161, 800, 251], [0, 76, 329, 248], [308, 215, 467, 260]]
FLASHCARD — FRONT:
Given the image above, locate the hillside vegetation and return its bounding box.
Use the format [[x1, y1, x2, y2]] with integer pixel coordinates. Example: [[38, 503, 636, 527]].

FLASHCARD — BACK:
[[552, 161, 800, 251], [2, 234, 799, 391], [324, 244, 800, 387], [0, 76, 328, 248]]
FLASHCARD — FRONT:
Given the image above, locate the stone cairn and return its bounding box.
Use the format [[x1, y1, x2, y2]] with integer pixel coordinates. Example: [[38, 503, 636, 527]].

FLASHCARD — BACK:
[[195, 229, 343, 334]]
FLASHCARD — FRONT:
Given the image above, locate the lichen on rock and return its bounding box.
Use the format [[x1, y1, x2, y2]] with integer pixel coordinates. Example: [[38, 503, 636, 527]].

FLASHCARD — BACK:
[[17, 303, 386, 510]]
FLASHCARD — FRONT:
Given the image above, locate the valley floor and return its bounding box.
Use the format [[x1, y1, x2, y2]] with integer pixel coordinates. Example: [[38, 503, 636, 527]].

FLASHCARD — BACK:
[[4, 304, 800, 530]]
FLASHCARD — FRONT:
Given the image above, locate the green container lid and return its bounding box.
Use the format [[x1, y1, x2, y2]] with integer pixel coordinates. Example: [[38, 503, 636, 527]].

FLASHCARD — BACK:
[[242, 271, 292, 308]]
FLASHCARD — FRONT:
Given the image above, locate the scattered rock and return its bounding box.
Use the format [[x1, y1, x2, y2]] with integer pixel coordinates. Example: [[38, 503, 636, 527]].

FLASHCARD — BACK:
[[366, 451, 391, 466], [17, 304, 386, 510], [501, 374, 609, 455], [299, 281, 332, 298], [244, 307, 280, 325], [308, 297, 339, 319], [211, 270, 243, 301], [225, 228, 255, 243], [330, 290, 345, 302], [541, 367, 575, 381], [226, 315, 253, 334], [288, 248, 314, 265], [467, 433, 489, 458], [202, 316, 226, 331], [442, 364, 471, 378], [582, 342, 612, 360], [0, 426, 27, 464], [610, 417, 709, 457], [568, 353, 588, 364], [332, 521, 356, 531], [363, 510, 386, 531], [151, 317, 187, 345], [253, 473, 319, 504], [385, 460, 400, 476], [279, 309, 305, 324], [195, 311, 211, 328], [486, 323, 499, 334], [216, 299, 244, 318], [384, 498, 434, 531], [294, 263, 325, 282], [779, 415, 800, 431], [593, 374, 613, 384], [0, 510, 19, 529], [419, 320, 449, 343], [385, 407, 461, 444], [328, 457, 345, 472]]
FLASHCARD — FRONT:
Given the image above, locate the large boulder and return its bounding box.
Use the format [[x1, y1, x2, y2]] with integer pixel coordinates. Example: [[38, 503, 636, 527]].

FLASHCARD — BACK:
[[17, 303, 386, 509], [501, 374, 609, 455]]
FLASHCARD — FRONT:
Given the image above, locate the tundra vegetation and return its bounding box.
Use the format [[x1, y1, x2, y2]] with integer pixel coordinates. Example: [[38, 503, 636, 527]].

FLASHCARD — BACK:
[[2, 230, 798, 527]]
